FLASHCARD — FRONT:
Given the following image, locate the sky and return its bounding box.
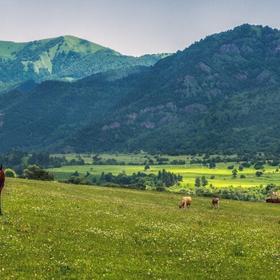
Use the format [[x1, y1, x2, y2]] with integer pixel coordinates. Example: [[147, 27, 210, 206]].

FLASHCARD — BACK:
[[0, 0, 280, 56]]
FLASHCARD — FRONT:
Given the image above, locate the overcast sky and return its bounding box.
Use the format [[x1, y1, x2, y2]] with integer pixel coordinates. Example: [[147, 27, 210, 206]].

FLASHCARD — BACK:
[[0, 0, 280, 56]]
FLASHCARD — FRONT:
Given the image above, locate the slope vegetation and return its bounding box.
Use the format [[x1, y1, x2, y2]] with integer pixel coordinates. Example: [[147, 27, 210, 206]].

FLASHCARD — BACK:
[[0, 178, 279, 279], [2, 24, 280, 154], [0, 36, 166, 92]]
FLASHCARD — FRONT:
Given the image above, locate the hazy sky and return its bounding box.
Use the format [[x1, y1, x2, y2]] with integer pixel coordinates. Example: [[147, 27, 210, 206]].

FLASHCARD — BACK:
[[1, 0, 280, 55]]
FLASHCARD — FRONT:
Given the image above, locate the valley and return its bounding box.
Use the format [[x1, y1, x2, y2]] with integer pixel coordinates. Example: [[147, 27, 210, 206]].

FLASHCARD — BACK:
[[1, 17, 280, 280], [47, 153, 280, 197]]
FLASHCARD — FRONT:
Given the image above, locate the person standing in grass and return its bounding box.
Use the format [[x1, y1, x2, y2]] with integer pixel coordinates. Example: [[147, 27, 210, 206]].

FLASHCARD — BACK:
[[0, 165, 5, 215]]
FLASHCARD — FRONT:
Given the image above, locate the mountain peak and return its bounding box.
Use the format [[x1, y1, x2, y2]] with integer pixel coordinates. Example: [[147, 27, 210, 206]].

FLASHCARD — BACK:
[[0, 35, 166, 92], [59, 35, 103, 47], [32, 35, 109, 55]]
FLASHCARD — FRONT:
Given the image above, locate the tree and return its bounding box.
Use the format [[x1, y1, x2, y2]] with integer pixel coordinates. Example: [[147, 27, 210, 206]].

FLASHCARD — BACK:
[[195, 177, 201, 188], [209, 162, 216, 169], [232, 169, 238, 178], [201, 176, 208, 186], [256, 171, 263, 177], [144, 164, 150, 171]]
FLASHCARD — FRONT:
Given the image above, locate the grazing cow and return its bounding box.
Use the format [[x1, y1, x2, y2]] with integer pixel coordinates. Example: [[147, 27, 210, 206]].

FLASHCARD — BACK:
[[266, 198, 280, 204], [179, 196, 192, 209], [266, 191, 280, 203], [271, 191, 280, 198], [0, 165, 5, 215], [212, 197, 220, 209]]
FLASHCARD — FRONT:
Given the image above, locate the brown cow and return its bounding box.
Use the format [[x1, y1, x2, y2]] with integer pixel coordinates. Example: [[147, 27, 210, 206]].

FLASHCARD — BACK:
[[179, 196, 192, 209], [266, 191, 280, 203], [266, 198, 280, 204], [0, 165, 5, 215], [212, 197, 220, 209]]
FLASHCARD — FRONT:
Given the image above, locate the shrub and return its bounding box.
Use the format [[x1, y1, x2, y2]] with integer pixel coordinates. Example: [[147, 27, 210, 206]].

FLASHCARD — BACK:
[[195, 177, 201, 188], [201, 176, 208, 186], [232, 169, 238, 178], [254, 162, 264, 170], [242, 162, 251, 168], [23, 165, 54, 181], [5, 168, 16, 178], [144, 164, 150, 171]]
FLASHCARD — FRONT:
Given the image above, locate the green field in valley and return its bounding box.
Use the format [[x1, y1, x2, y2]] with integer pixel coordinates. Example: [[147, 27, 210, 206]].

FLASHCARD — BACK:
[[48, 162, 280, 190], [0, 178, 279, 279]]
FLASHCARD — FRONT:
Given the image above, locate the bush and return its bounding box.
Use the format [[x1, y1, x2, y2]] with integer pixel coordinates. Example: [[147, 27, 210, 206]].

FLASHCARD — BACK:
[[5, 168, 16, 178], [201, 176, 208, 186], [23, 165, 54, 181], [254, 162, 264, 170], [232, 169, 238, 178], [144, 164, 150, 171], [242, 162, 251, 168], [240, 174, 246, 179]]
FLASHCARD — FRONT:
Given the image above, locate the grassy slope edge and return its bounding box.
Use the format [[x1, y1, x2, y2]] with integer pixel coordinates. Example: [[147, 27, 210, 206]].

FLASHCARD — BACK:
[[0, 178, 279, 279]]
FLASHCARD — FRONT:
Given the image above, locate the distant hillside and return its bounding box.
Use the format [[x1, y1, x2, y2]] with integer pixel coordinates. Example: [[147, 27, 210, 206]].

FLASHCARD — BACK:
[[65, 24, 280, 154], [0, 35, 168, 92], [2, 24, 280, 154]]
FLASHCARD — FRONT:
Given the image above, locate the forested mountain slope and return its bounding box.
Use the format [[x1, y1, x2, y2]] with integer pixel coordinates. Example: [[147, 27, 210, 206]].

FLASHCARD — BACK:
[[2, 24, 280, 154]]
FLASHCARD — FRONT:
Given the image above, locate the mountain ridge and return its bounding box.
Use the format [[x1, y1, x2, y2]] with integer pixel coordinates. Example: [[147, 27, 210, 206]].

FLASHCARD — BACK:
[[2, 24, 280, 154], [0, 35, 169, 92]]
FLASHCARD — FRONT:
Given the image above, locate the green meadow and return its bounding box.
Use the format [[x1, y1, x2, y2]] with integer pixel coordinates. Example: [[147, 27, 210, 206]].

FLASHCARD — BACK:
[[48, 162, 280, 190], [0, 178, 279, 279]]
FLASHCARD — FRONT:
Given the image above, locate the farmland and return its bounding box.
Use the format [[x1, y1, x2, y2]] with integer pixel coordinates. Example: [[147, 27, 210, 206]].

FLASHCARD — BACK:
[[49, 153, 280, 190], [0, 178, 279, 279]]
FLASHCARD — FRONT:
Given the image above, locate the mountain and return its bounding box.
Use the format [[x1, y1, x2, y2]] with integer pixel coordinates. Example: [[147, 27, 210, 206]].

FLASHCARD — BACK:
[[0, 35, 168, 92], [2, 24, 280, 154], [60, 24, 280, 154]]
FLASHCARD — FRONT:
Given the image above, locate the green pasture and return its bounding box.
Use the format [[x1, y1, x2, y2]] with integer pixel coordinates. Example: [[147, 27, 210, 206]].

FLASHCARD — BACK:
[[48, 162, 280, 189], [0, 178, 279, 279]]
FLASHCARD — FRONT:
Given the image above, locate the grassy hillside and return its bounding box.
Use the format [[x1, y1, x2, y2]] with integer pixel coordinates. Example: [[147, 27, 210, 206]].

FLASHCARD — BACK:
[[0, 41, 27, 58], [0, 36, 167, 92], [0, 178, 279, 279]]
